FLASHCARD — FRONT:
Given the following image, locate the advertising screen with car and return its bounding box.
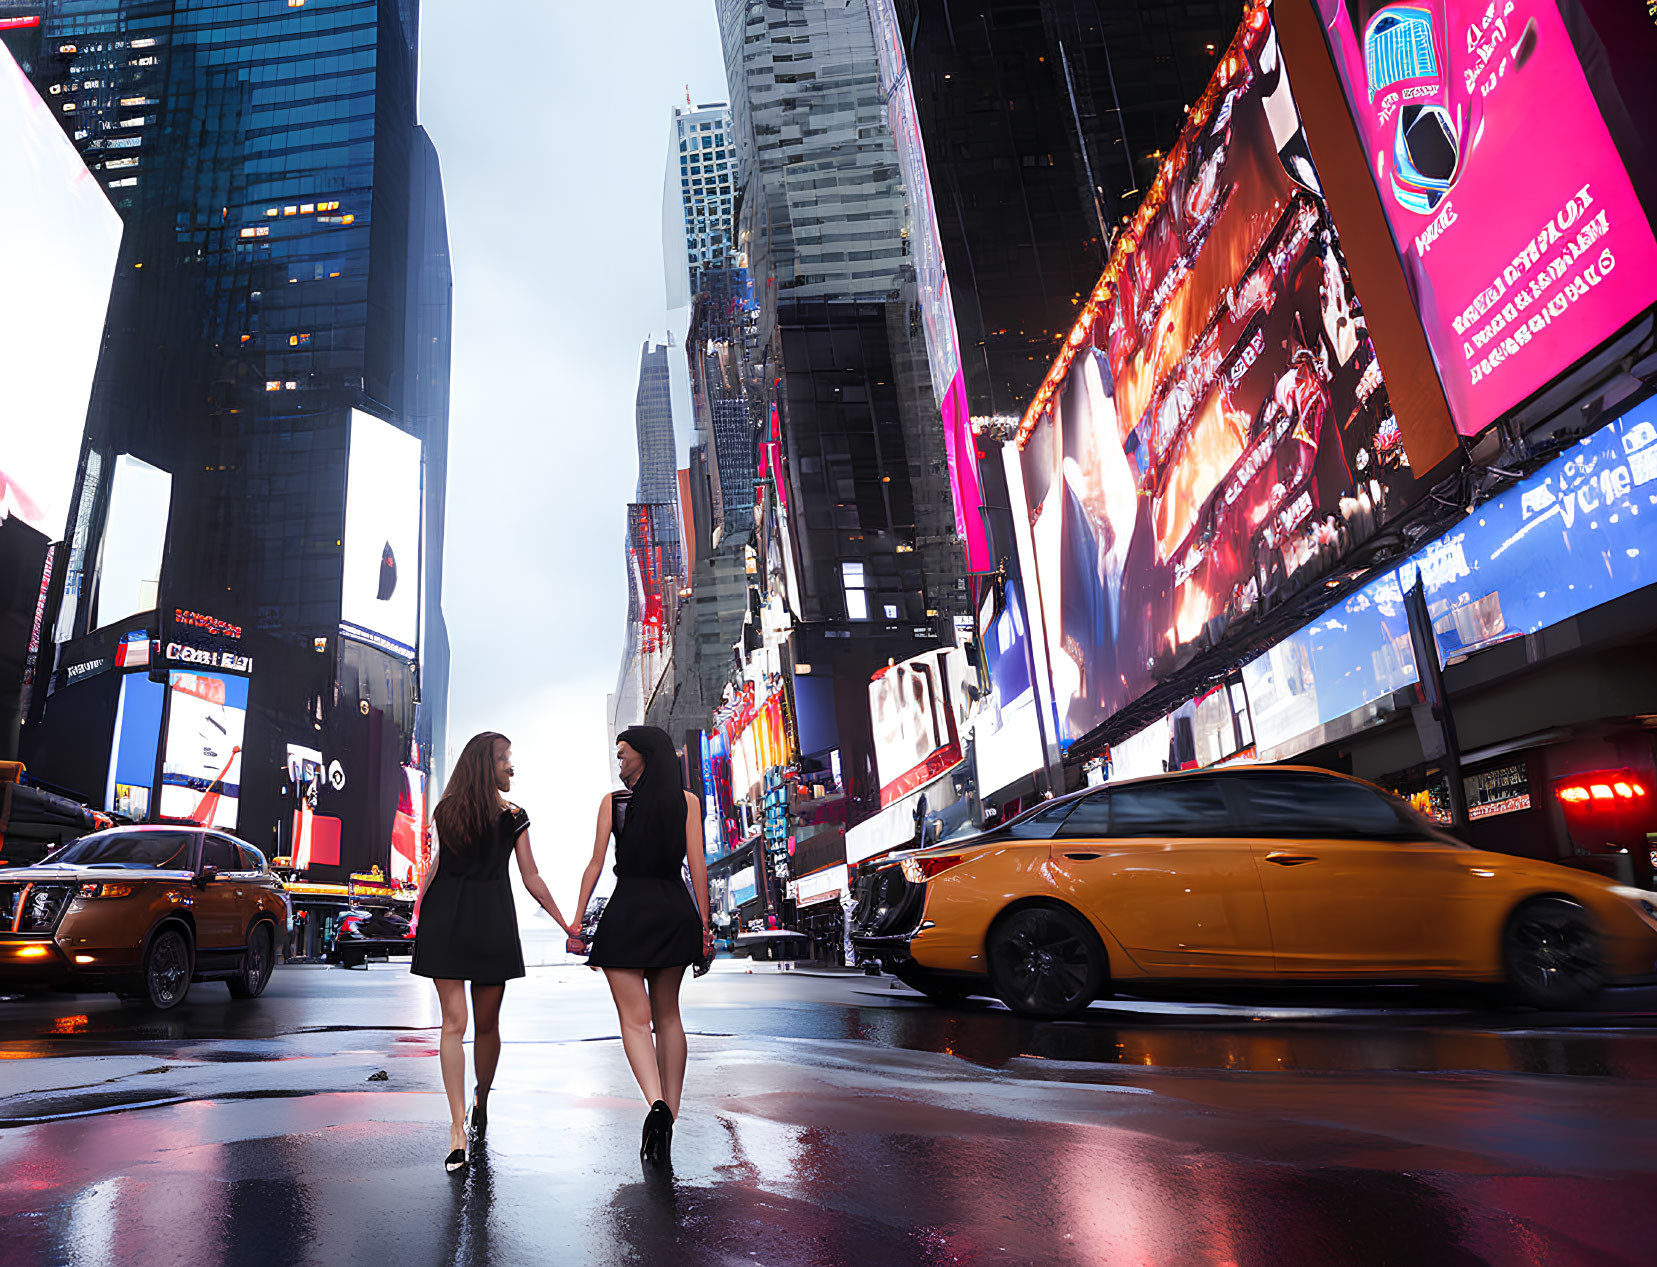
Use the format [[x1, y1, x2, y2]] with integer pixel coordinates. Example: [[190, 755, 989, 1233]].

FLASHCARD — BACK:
[[1312, 0, 1657, 435], [158, 670, 248, 829], [340, 409, 422, 659], [1014, 1, 1460, 748]]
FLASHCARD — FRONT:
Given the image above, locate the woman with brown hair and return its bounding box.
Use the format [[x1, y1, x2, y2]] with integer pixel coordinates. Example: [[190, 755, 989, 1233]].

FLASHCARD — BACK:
[[568, 724, 712, 1166], [412, 731, 573, 1173]]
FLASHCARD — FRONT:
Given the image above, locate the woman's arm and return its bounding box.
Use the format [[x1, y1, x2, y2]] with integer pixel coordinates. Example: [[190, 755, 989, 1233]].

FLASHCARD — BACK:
[[569, 794, 613, 941], [412, 845, 438, 920], [513, 829, 571, 934], [685, 791, 712, 950]]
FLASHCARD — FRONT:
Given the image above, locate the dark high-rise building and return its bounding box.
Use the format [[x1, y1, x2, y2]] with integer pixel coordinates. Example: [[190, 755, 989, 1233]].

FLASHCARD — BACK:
[[8, 0, 449, 885], [892, 0, 1243, 417]]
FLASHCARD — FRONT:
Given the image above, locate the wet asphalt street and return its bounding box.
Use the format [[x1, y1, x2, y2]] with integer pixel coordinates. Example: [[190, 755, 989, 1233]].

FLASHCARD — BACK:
[[2, 943, 1655, 1266]]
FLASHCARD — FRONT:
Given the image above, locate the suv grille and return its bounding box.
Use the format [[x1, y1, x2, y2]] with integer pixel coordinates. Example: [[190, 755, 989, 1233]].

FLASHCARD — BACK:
[[850, 864, 925, 939], [1, 882, 76, 936]]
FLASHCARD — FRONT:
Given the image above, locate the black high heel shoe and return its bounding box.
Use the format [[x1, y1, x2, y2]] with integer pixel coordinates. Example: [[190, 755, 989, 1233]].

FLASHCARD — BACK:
[[467, 1097, 487, 1142], [444, 1146, 468, 1174], [640, 1100, 673, 1164]]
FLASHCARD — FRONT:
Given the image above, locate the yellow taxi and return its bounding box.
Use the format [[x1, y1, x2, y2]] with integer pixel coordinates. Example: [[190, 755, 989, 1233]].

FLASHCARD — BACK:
[[849, 767, 1657, 1017]]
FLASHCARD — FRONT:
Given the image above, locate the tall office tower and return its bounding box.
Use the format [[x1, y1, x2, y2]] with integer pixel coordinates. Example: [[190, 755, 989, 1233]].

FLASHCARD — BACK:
[[6, 1, 450, 884], [891, 0, 1243, 418], [634, 341, 678, 505], [717, 0, 909, 322], [668, 102, 736, 297]]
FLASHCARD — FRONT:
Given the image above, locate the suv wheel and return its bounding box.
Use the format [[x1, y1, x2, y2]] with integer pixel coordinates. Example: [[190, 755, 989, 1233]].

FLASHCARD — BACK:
[[987, 904, 1106, 1019], [1503, 897, 1605, 1009], [228, 922, 275, 999], [143, 926, 194, 1010]]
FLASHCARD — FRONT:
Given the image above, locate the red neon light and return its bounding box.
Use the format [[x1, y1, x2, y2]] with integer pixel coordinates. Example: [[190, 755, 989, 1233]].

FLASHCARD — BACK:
[[0, 17, 42, 30], [1555, 776, 1647, 806]]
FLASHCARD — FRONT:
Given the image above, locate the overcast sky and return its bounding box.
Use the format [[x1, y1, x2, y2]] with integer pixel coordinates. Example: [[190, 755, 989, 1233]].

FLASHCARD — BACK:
[[419, 2, 728, 913]]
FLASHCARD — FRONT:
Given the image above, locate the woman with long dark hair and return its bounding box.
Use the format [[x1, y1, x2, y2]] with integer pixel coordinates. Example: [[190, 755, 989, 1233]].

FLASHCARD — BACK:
[[569, 724, 712, 1165], [412, 731, 574, 1173]]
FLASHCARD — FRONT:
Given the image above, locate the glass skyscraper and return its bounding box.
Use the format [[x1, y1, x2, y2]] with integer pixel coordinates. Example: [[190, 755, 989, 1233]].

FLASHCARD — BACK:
[[5, 0, 449, 880]]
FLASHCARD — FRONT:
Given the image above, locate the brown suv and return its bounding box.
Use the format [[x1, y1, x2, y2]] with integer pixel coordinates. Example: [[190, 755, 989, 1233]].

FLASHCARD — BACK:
[[0, 824, 290, 1009]]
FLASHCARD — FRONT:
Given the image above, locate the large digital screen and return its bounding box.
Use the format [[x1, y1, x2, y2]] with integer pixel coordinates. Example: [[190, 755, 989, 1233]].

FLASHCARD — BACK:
[[106, 674, 164, 819], [0, 44, 123, 540], [868, 0, 991, 572], [159, 670, 248, 829], [869, 649, 963, 806], [970, 578, 1047, 798], [94, 454, 171, 630], [1242, 392, 1657, 754], [340, 409, 421, 659], [1014, 3, 1458, 748], [1313, 0, 1657, 436]]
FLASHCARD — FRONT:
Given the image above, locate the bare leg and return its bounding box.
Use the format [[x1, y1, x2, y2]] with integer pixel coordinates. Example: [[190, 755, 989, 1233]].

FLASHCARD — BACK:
[[434, 979, 469, 1152], [470, 982, 505, 1112], [644, 966, 688, 1119], [603, 968, 664, 1105]]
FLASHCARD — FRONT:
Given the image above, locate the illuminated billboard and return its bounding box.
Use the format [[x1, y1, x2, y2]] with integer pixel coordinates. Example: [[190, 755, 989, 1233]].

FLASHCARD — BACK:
[[970, 578, 1047, 799], [0, 43, 123, 539], [159, 670, 248, 829], [868, 0, 991, 572], [106, 674, 164, 819], [869, 649, 964, 806], [340, 409, 421, 659], [94, 454, 171, 630], [1312, 0, 1657, 436], [1242, 392, 1657, 755], [1013, 1, 1460, 747]]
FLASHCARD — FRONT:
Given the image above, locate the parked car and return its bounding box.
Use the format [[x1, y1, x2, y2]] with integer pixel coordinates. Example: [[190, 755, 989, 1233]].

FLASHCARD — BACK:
[[850, 767, 1657, 1018], [328, 904, 413, 967], [0, 824, 289, 1009]]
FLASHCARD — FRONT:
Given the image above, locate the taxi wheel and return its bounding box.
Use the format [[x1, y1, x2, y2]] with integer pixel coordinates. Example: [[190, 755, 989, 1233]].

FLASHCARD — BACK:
[[1503, 897, 1606, 1010], [987, 904, 1106, 1019], [228, 922, 275, 999], [143, 926, 194, 1011]]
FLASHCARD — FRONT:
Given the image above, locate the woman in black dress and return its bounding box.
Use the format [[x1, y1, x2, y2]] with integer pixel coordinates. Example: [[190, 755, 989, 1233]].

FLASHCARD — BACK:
[[569, 725, 712, 1164], [412, 731, 574, 1172]]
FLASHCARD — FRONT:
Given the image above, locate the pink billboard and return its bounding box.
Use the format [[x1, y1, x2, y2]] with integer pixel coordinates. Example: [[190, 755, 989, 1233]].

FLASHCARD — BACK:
[[1314, 0, 1657, 437]]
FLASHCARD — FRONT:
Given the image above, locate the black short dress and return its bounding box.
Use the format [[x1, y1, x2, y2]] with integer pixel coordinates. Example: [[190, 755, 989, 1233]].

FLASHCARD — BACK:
[[587, 791, 703, 969], [411, 804, 529, 984]]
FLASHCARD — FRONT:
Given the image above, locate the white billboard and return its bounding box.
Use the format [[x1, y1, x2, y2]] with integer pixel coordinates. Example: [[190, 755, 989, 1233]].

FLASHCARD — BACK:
[[0, 44, 123, 540], [159, 670, 247, 830], [340, 409, 421, 658], [94, 454, 171, 629]]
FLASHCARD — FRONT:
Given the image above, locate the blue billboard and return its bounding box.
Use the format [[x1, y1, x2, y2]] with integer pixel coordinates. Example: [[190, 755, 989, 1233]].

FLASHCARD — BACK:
[[1244, 395, 1657, 753]]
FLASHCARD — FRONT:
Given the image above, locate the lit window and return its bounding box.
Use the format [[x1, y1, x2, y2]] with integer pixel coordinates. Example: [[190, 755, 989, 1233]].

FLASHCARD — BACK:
[[119, 115, 145, 127], [842, 562, 869, 621], [108, 177, 137, 188], [283, 206, 297, 216], [289, 0, 306, 7], [283, 381, 298, 390], [104, 157, 138, 170], [265, 381, 281, 392], [60, 102, 76, 112], [299, 203, 314, 213], [119, 96, 148, 106], [130, 38, 155, 49], [59, 44, 77, 53]]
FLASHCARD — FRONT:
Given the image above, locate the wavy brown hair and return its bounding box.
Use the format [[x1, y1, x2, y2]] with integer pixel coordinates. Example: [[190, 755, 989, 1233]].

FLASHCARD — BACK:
[[432, 731, 509, 853]]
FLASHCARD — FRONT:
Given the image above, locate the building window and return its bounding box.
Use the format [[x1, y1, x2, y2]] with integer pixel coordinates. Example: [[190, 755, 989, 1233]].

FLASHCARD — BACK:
[[842, 562, 868, 621]]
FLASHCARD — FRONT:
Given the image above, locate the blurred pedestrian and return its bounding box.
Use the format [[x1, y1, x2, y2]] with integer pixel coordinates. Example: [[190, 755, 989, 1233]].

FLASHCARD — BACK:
[[568, 725, 713, 1166], [412, 731, 574, 1173]]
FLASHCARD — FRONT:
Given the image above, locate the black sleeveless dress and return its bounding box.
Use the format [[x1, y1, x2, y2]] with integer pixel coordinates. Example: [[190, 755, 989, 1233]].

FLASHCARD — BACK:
[[411, 804, 529, 984], [587, 791, 703, 969]]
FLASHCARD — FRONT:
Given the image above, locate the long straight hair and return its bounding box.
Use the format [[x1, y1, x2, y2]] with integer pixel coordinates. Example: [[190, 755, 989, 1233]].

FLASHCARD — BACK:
[[616, 725, 685, 853], [432, 731, 508, 853]]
